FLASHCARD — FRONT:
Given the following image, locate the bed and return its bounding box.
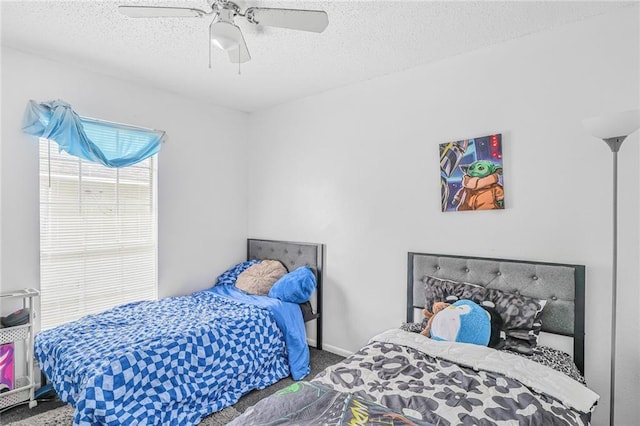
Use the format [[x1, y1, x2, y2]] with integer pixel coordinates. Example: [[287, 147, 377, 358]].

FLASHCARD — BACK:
[[229, 252, 599, 426], [34, 238, 324, 426]]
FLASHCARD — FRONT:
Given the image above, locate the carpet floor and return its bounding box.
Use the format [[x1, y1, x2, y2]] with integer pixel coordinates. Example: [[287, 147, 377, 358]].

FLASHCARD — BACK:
[[0, 347, 345, 425]]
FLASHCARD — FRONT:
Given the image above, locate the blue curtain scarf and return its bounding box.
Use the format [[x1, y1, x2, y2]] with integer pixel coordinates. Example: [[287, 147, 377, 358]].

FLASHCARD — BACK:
[[22, 100, 165, 168]]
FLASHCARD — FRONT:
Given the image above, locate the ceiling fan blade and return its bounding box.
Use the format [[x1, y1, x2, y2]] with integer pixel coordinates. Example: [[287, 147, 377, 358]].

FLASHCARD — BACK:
[[245, 8, 328, 33], [118, 5, 209, 18]]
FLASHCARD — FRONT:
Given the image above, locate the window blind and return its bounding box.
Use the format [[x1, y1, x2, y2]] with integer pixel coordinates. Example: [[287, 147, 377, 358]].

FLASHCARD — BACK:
[[39, 138, 158, 330]]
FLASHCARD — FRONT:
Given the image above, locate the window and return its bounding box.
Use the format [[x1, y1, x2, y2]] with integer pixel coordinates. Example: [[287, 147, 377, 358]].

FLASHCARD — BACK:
[[39, 138, 158, 330]]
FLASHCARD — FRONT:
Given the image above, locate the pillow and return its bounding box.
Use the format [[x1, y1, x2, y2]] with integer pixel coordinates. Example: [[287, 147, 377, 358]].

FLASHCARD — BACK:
[[499, 302, 546, 352], [424, 276, 485, 311], [424, 276, 546, 353], [484, 287, 546, 335], [487, 290, 546, 352], [269, 266, 317, 304], [215, 259, 261, 286], [235, 260, 288, 295]]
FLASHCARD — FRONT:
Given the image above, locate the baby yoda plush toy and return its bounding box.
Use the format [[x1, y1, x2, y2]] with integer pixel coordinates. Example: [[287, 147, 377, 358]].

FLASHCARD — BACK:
[[422, 300, 491, 346]]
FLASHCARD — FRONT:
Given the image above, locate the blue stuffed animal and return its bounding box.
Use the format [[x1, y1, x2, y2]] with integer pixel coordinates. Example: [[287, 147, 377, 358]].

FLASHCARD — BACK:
[[429, 299, 491, 346]]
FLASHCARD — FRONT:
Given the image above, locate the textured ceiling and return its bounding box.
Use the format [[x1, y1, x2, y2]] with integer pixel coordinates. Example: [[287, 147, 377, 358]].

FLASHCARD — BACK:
[[1, 1, 632, 112]]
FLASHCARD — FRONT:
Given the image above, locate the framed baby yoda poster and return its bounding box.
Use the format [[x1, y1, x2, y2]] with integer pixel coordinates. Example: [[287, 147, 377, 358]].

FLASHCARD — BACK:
[[439, 134, 504, 212]]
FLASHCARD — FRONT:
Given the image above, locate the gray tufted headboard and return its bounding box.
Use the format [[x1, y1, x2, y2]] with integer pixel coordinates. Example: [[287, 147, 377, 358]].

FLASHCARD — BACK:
[[407, 252, 586, 373], [247, 238, 325, 350]]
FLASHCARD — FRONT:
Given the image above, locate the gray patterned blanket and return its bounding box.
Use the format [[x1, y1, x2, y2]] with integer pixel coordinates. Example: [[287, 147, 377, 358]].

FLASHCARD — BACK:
[[311, 329, 599, 426]]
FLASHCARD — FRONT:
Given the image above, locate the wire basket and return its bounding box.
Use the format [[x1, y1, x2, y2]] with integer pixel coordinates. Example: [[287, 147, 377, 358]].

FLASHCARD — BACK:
[[0, 377, 31, 410], [0, 325, 29, 345]]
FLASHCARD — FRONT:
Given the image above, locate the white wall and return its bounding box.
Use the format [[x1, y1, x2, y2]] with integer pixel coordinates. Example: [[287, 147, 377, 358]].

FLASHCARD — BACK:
[[0, 47, 249, 301], [248, 6, 639, 426]]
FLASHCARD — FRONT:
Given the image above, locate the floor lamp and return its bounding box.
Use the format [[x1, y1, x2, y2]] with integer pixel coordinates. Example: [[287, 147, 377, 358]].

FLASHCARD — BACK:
[[582, 109, 640, 426]]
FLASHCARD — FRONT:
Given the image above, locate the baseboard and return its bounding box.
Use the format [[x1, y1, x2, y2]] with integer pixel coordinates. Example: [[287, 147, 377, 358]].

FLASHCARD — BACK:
[[307, 338, 353, 358]]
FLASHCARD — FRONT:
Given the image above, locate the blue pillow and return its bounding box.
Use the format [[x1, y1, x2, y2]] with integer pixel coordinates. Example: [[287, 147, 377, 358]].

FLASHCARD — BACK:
[[430, 300, 491, 346], [215, 259, 261, 286], [268, 266, 316, 304]]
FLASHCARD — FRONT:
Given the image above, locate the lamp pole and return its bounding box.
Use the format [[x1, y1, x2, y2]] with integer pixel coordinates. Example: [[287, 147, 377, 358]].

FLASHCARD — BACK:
[[584, 109, 639, 426], [603, 136, 625, 426]]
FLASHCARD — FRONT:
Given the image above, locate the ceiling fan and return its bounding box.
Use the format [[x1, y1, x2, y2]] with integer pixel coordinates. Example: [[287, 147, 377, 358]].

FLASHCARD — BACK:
[[118, 1, 329, 65]]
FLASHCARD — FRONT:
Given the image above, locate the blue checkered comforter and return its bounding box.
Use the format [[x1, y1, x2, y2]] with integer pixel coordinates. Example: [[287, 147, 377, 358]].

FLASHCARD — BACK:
[[35, 291, 292, 425]]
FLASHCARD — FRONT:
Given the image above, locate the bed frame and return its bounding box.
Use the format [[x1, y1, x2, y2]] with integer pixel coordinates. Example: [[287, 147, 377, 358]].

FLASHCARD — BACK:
[[247, 238, 325, 350], [406, 252, 586, 374]]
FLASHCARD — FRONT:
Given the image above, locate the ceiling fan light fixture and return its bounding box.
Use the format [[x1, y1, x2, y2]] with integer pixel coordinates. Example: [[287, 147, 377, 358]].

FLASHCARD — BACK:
[[210, 21, 242, 51]]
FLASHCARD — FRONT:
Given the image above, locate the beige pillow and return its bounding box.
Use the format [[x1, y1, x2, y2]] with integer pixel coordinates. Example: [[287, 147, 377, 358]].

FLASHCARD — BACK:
[[235, 260, 288, 295]]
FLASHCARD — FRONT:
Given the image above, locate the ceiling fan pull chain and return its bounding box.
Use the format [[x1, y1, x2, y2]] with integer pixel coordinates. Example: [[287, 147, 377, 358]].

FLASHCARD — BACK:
[[208, 21, 213, 69], [238, 49, 241, 75]]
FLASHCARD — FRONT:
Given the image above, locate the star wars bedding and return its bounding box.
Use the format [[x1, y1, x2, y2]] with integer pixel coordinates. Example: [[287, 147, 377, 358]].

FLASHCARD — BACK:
[[34, 286, 309, 426], [310, 329, 599, 426], [228, 381, 435, 426]]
